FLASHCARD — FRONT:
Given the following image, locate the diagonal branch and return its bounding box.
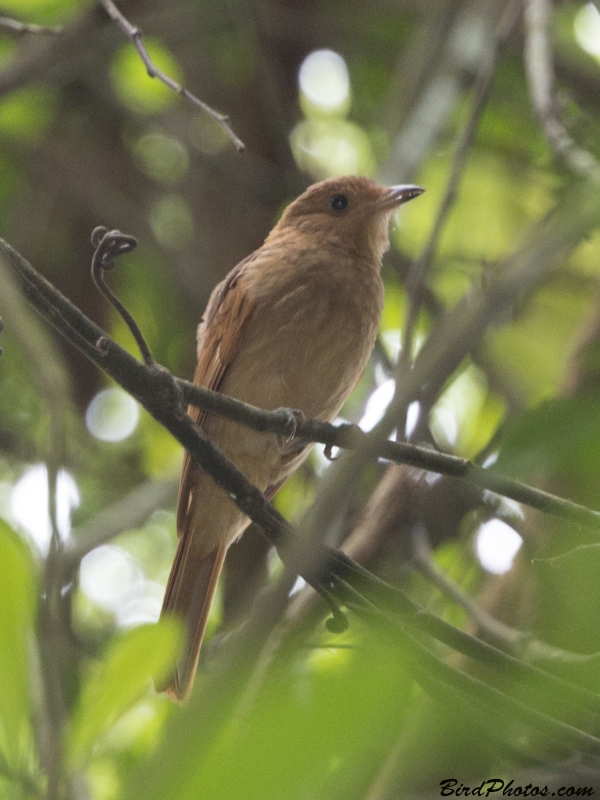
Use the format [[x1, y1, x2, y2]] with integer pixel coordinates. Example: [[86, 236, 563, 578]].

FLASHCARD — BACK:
[[400, 0, 522, 375], [524, 0, 600, 178], [2, 234, 600, 536], [99, 0, 245, 153], [5, 236, 600, 748]]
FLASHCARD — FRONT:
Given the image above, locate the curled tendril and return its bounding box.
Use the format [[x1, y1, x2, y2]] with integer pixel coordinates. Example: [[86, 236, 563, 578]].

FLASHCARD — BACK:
[[313, 582, 349, 634], [90, 226, 154, 365], [91, 226, 137, 269]]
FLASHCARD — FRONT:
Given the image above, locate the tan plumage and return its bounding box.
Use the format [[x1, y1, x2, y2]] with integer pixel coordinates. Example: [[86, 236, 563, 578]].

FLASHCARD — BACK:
[[159, 176, 424, 702]]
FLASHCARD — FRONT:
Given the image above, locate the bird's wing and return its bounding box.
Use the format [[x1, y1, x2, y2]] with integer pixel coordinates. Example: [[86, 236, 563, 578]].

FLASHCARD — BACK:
[[176, 253, 258, 536]]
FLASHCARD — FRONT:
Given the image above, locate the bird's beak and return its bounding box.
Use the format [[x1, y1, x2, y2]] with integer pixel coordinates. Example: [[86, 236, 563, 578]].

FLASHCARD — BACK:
[[388, 184, 425, 206], [374, 184, 424, 213]]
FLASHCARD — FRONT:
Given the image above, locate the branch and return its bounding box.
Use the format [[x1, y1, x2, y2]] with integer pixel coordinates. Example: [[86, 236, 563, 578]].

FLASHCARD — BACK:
[[412, 526, 600, 665], [379, 0, 501, 183], [524, 0, 600, 178], [64, 478, 177, 568], [0, 16, 62, 35], [400, 0, 522, 370], [179, 377, 600, 531], [3, 233, 600, 540], [99, 0, 245, 153]]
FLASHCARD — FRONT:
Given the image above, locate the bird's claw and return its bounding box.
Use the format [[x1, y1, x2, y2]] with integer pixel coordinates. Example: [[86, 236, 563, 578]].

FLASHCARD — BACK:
[[323, 443, 340, 461], [281, 407, 306, 440], [276, 408, 306, 455]]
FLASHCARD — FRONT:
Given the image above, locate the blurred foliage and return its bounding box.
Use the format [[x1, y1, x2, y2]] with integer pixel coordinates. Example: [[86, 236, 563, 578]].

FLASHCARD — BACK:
[[67, 621, 181, 769], [110, 40, 183, 115], [1, 0, 600, 798], [0, 520, 35, 771]]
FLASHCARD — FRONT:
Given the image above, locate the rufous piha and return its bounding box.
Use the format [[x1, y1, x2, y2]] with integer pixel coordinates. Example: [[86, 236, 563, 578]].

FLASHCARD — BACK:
[[159, 176, 424, 701]]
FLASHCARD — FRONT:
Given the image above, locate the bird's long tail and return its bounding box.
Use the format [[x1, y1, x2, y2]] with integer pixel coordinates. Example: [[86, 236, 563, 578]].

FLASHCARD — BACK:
[[157, 535, 227, 703]]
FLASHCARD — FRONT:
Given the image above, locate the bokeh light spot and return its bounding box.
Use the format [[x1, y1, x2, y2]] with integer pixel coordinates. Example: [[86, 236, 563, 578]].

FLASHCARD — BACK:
[[115, 580, 164, 628], [11, 464, 79, 555], [80, 545, 143, 612], [299, 49, 350, 113], [86, 388, 139, 442], [149, 194, 194, 248], [475, 518, 523, 575], [290, 119, 375, 179], [134, 132, 189, 184], [405, 401, 421, 438], [360, 379, 395, 432], [574, 3, 600, 58]]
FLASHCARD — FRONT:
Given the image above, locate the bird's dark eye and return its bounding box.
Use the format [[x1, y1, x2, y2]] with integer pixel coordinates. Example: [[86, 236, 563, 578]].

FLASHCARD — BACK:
[[330, 194, 348, 212]]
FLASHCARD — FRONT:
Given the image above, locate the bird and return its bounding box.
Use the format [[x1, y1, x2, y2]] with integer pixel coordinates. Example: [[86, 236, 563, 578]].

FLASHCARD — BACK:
[[159, 175, 424, 702]]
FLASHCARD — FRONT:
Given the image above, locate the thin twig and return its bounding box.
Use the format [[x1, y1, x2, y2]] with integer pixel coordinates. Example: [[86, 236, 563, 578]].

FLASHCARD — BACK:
[[524, 0, 600, 178], [412, 525, 598, 664], [0, 16, 62, 35], [380, 0, 494, 184], [400, 0, 522, 383], [412, 524, 530, 649], [99, 0, 245, 153]]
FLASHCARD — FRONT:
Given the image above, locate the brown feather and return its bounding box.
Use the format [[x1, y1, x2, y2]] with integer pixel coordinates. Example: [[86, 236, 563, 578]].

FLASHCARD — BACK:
[[176, 255, 256, 536], [159, 543, 226, 702]]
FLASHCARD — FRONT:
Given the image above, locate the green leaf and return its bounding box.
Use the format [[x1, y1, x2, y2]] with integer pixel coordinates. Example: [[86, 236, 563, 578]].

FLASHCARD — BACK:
[[67, 620, 181, 767], [496, 396, 600, 483], [123, 629, 414, 800], [0, 85, 56, 141], [532, 541, 600, 653], [487, 281, 594, 406], [0, 520, 36, 766], [0, 0, 84, 20]]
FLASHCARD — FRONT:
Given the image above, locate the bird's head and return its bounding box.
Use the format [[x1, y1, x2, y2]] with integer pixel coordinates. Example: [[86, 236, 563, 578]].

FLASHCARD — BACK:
[[269, 176, 424, 262]]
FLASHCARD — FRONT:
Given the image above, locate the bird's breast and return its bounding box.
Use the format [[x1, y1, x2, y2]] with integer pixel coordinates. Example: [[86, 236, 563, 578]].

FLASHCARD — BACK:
[[231, 255, 384, 420]]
